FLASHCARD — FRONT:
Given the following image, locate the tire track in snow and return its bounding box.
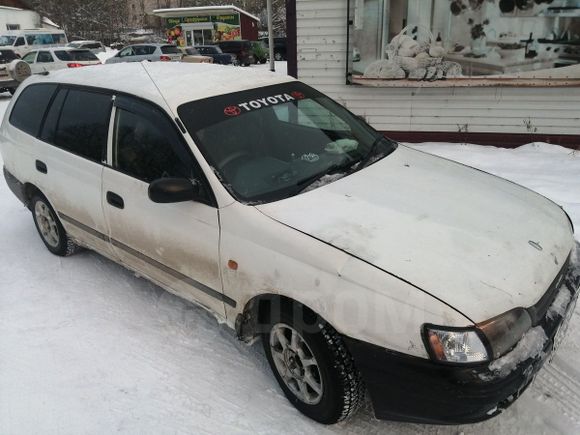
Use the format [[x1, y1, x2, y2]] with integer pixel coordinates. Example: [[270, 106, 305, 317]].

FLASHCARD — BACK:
[[533, 357, 580, 426]]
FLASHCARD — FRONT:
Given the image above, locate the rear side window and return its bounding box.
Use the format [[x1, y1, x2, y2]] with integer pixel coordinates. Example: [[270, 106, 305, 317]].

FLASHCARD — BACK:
[[160, 45, 180, 54], [50, 88, 112, 162], [54, 50, 98, 61], [9, 84, 57, 136], [0, 50, 18, 62]]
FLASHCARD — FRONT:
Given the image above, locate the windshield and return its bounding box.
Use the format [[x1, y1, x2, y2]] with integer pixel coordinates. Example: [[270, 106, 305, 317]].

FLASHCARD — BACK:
[[178, 82, 397, 204], [0, 35, 16, 45]]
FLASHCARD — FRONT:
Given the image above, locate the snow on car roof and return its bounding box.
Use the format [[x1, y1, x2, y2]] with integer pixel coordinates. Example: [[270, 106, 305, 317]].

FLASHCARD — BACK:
[[24, 62, 296, 113]]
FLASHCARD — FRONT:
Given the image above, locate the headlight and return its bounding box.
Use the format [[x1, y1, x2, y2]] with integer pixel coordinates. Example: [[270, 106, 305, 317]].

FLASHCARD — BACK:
[[423, 325, 490, 364], [478, 308, 532, 359]]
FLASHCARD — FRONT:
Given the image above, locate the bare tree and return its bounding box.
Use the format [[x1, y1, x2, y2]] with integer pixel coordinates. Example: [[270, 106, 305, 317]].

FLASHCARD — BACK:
[[30, 0, 129, 44]]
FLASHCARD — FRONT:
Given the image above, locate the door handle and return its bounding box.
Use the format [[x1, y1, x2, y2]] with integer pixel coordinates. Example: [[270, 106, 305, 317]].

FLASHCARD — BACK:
[[35, 160, 47, 174], [106, 191, 124, 209]]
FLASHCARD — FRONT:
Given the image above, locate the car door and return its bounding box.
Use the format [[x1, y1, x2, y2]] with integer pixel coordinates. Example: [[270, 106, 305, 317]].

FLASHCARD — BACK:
[[101, 95, 228, 316], [36, 50, 56, 73], [30, 85, 114, 257]]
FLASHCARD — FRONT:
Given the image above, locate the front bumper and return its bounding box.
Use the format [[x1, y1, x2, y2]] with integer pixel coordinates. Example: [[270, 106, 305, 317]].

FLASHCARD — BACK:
[[345, 244, 580, 424]]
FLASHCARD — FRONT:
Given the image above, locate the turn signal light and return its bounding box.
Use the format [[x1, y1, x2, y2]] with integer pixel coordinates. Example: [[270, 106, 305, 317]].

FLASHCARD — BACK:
[[67, 63, 85, 68]]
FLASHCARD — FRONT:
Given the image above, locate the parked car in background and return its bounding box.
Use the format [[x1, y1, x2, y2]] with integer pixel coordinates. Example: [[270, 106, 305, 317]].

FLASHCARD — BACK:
[[22, 48, 101, 74], [195, 45, 237, 65], [251, 41, 268, 64], [2, 62, 579, 426], [0, 48, 30, 94], [217, 40, 254, 66], [105, 44, 182, 64], [67, 40, 106, 54], [260, 37, 287, 61], [0, 29, 68, 57], [179, 47, 212, 64]]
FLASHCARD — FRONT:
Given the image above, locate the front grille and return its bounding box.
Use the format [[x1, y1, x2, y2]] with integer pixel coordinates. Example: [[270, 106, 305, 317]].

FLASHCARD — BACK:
[[527, 254, 570, 325]]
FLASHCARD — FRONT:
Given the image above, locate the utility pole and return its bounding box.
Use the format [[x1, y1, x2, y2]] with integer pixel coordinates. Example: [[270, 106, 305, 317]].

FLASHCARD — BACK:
[[267, 0, 275, 72]]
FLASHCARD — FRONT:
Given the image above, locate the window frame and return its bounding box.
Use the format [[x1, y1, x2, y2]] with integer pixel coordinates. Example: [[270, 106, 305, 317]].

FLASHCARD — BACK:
[[108, 94, 216, 207], [39, 84, 114, 164]]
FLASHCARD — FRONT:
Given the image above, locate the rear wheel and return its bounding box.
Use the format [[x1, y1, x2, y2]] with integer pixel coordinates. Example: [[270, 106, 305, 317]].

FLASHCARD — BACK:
[[262, 309, 364, 424], [31, 195, 79, 256]]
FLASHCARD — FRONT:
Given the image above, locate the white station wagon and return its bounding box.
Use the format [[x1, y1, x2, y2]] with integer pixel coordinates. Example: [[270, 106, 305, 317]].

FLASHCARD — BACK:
[[1, 63, 578, 425]]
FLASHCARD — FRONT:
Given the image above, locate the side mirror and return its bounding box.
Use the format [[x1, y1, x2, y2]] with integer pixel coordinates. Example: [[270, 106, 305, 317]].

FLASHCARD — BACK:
[[148, 177, 201, 203]]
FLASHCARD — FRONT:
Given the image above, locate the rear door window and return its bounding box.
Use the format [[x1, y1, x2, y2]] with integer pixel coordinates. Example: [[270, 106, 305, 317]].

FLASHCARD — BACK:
[[51, 88, 112, 162], [54, 50, 98, 61], [134, 46, 155, 56], [37, 51, 53, 63], [161, 45, 180, 54], [9, 84, 57, 136]]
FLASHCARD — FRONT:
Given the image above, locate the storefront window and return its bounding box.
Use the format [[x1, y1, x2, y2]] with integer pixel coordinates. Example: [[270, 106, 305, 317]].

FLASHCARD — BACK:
[[165, 14, 242, 47], [350, 0, 580, 87]]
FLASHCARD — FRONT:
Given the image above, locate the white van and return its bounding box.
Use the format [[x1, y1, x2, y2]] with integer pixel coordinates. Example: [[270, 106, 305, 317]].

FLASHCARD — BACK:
[[0, 29, 68, 57], [0, 62, 578, 425]]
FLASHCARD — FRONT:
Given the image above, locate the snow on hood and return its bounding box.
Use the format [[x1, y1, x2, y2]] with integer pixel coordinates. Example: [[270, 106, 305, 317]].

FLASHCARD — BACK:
[[257, 146, 575, 323]]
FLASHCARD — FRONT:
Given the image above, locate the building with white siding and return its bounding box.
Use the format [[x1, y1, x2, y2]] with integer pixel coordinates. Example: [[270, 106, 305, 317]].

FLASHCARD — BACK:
[[286, 0, 580, 148]]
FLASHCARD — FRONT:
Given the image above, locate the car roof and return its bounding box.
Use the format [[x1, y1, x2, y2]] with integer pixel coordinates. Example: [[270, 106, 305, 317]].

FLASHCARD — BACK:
[[28, 47, 92, 53], [69, 40, 101, 44], [24, 62, 296, 113], [123, 43, 171, 48]]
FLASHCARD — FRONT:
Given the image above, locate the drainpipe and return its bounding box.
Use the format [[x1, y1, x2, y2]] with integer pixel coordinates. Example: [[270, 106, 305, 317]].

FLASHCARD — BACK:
[[267, 0, 275, 72]]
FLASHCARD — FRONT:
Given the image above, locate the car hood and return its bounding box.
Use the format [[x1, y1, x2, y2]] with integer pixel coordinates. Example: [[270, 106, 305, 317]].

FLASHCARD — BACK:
[[256, 146, 574, 323]]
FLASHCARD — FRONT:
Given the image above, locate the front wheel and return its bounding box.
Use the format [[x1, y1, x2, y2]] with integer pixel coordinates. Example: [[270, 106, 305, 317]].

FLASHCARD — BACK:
[[31, 195, 79, 256], [263, 310, 364, 424]]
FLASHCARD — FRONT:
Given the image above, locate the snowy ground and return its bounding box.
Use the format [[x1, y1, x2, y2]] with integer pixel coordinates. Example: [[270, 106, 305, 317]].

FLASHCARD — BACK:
[[1, 93, 580, 434]]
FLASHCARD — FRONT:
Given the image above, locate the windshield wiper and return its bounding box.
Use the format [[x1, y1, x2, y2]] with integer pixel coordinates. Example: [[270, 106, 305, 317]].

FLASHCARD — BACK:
[[357, 134, 389, 170]]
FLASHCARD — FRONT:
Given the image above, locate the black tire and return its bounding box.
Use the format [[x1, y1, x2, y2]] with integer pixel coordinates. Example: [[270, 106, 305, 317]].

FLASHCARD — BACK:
[[31, 194, 79, 257], [262, 308, 364, 424]]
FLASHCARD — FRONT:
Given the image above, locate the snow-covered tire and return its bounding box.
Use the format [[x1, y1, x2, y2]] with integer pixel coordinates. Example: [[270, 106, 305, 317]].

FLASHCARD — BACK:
[[31, 195, 79, 257], [8, 59, 31, 82], [262, 309, 364, 424]]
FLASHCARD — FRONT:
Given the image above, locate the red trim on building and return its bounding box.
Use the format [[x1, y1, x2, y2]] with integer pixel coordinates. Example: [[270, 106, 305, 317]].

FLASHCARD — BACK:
[[239, 12, 258, 41], [383, 131, 580, 150], [286, 0, 297, 78]]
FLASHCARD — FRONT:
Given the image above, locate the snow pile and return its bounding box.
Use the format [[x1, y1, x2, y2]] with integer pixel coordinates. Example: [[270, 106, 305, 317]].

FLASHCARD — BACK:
[[547, 288, 572, 321], [486, 326, 548, 379], [300, 173, 346, 193], [96, 48, 118, 63]]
